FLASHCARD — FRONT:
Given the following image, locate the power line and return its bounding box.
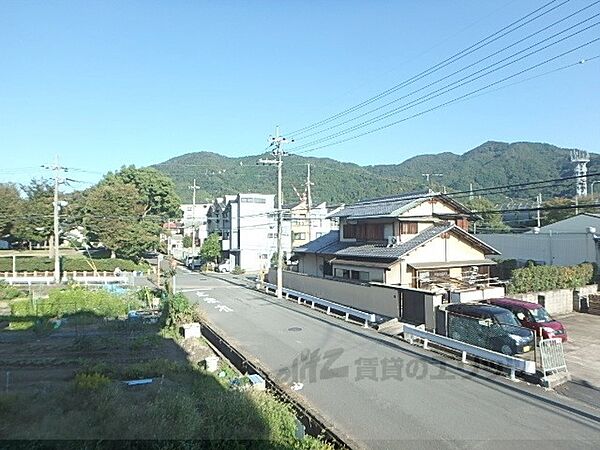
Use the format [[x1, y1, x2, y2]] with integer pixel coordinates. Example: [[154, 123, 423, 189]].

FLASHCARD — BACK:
[[292, 3, 600, 142], [288, 0, 569, 136], [291, 39, 600, 155]]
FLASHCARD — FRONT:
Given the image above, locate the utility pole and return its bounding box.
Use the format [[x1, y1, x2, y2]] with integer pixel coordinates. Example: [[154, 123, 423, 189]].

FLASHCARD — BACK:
[[536, 193, 542, 228], [305, 163, 314, 241], [422, 173, 443, 192], [189, 179, 201, 255], [258, 126, 292, 299], [42, 157, 66, 284]]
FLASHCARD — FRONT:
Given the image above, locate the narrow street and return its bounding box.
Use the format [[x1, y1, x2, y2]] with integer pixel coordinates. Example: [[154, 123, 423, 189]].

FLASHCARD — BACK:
[[176, 270, 600, 450]]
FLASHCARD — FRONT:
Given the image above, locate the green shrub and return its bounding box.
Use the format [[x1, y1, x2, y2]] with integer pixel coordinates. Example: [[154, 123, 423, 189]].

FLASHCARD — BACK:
[[231, 265, 245, 275], [508, 262, 595, 294], [163, 293, 202, 329], [0, 256, 148, 273], [74, 372, 111, 390], [0, 282, 25, 300]]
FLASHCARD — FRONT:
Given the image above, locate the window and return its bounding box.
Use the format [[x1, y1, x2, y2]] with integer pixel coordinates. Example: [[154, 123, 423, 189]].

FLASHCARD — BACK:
[[293, 232, 306, 241], [400, 222, 418, 234], [343, 223, 383, 240], [335, 268, 350, 279], [334, 268, 370, 281], [343, 223, 357, 239]]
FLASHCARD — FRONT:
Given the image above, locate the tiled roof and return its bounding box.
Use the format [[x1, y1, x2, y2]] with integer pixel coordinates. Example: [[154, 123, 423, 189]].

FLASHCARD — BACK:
[[329, 191, 431, 219], [295, 222, 500, 259], [294, 223, 454, 259]]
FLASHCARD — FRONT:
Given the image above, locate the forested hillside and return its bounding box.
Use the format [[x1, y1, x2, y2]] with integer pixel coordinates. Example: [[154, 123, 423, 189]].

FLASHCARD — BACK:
[[153, 141, 597, 204]]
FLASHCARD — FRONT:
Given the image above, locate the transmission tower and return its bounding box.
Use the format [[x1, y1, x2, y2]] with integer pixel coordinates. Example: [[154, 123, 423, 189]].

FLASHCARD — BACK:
[[570, 150, 590, 197]]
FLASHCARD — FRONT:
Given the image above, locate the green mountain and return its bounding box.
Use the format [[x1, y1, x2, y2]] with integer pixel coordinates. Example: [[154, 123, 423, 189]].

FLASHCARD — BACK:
[[153, 141, 598, 205]]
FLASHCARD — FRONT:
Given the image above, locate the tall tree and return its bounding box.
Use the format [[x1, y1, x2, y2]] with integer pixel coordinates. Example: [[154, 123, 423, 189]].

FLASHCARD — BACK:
[[0, 183, 23, 239], [12, 179, 54, 248], [83, 180, 158, 259], [105, 166, 182, 219]]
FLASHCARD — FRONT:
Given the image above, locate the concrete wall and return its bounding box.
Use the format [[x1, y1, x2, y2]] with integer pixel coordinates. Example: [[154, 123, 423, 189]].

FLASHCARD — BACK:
[[477, 232, 598, 266], [270, 269, 401, 318], [510, 289, 574, 315]]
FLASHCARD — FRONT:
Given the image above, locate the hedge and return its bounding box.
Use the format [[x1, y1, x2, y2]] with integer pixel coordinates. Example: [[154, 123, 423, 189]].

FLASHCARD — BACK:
[[508, 263, 594, 294], [0, 256, 148, 273]]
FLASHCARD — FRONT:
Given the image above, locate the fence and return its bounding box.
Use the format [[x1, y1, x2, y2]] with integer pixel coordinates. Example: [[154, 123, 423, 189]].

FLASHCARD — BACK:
[[539, 338, 568, 378], [0, 270, 135, 285], [404, 324, 536, 381]]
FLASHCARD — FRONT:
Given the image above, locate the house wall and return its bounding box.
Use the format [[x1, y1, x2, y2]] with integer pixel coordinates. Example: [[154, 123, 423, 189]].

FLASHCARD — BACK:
[[510, 289, 574, 316], [298, 253, 322, 277], [402, 199, 458, 218]]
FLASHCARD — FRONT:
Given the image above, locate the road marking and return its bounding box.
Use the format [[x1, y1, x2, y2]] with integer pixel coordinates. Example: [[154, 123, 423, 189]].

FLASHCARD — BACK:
[[195, 292, 208, 297], [204, 298, 219, 304], [215, 304, 233, 313]]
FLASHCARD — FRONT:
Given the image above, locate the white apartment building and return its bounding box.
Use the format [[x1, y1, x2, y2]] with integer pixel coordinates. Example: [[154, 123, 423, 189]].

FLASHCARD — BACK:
[[180, 203, 212, 248], [207, 193, 287, 271], [289, 200, 342, 248]]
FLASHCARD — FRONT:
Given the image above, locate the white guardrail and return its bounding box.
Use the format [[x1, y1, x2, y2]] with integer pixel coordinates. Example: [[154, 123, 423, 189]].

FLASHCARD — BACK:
[[262, 282, 376, 327], [0, 271, 132, 285], [403, 324, 536, 381]]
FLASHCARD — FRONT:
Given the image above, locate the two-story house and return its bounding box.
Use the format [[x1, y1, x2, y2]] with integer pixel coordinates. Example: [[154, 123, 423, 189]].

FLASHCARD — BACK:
[[180, 202, 212, 248], [293, 191, 500, 290]]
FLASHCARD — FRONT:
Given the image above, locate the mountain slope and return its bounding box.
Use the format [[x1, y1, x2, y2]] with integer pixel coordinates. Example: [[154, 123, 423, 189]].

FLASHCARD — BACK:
[[153, 141, 597, 204]]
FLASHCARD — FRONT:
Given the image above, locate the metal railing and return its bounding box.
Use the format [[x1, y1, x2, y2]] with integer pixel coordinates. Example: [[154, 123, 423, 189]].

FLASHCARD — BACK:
[[262, 282, 376, 327], [539, 338, 568, 378], [404, 324, 536, 381], [0, 270, 133, 285]]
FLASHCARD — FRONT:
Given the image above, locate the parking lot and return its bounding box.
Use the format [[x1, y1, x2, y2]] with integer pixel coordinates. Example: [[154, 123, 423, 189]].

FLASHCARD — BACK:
[[558, 312, 600, 386]]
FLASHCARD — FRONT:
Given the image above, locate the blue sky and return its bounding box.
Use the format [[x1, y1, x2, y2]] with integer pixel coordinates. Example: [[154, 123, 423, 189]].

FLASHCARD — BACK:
[[1, 0, 599, 186]]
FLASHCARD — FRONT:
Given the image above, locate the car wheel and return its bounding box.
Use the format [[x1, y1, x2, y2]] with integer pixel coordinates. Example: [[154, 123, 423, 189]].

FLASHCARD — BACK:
[[500, 344, 514, 356]]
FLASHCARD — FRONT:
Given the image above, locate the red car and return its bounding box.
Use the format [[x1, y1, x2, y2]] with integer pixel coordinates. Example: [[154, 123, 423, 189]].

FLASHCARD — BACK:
[[485, 298, 567, 342]]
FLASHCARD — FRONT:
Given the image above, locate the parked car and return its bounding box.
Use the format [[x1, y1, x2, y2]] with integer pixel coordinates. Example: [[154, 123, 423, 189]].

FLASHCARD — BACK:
[[186, 256, 204, 270], [445, 303, 534, 355], [485, 298, 567, 342], [217, 260, 231, 273]]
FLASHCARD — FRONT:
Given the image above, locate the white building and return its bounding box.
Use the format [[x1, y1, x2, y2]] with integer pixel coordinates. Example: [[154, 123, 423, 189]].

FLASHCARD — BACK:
[[478, 213, 600, 266], [289, 201, 342, 249], [180, 202, 212, 248], [207, 193, 283, 272]]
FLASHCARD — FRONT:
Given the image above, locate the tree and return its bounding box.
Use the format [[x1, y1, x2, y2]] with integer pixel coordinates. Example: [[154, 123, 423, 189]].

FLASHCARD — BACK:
[[465, 197, 509, 231], [105, 166, 182, 219], [200, 233, 221, 263], [182, 235, 193, 248], [0, 183, 22, 239], [542, 197, 574, 225], [83, 180, 159, 259], [12, 179, 54, 248]]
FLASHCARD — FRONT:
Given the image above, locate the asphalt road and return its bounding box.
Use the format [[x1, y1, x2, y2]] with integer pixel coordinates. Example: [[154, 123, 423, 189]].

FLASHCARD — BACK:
[[176, 270, 600, 450]]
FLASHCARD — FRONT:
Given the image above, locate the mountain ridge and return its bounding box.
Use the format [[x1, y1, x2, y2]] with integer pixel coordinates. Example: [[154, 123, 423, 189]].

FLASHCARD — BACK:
[[152, 141, 597, 204]]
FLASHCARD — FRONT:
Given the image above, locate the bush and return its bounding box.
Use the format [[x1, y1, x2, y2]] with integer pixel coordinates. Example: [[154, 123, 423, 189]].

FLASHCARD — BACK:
[[0, 256, 148, 273], [508, 262, 595, 294], [0, 282, 25, 300], [231, 265, 245, 275], [163, 293, 202, 329], [10, 286, 132, 320], [74, 372, 111, 391]]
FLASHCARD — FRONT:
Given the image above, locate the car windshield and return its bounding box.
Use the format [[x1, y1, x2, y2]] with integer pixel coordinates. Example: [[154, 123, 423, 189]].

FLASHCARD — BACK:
[[530, 307, 552, 323], [496, 310, 520, 326]]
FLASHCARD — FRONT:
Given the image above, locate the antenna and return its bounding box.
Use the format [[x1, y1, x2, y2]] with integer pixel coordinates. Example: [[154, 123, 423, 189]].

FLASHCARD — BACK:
[[570, 150, 590, 197]]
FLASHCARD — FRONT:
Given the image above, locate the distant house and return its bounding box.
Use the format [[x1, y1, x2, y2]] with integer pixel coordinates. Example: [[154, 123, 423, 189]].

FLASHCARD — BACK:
[[289, 200, 342, 248], [294, 191, 500, 290], [180, 202, 212, 247]]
